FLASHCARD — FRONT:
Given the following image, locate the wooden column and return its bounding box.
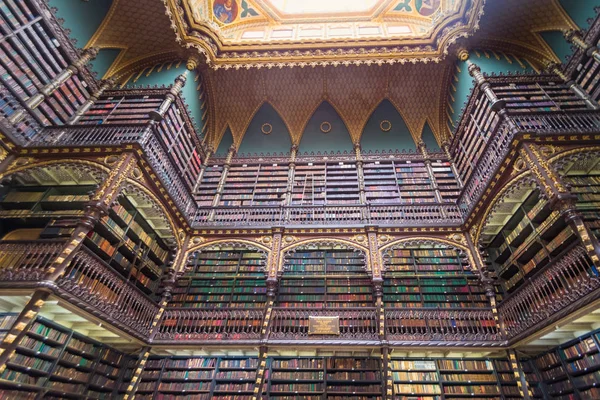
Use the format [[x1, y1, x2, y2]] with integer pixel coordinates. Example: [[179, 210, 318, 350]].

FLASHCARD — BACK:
[[282, 145, 298, 223], [520, 143, 600, 266], [8, 47, 99, 124], [124, 236, 190, 399], [252, 345, 269, 400], [460, 50, 507, 112], [192, 147, 213, 193], [284, 145, 298, 207], [263, 228, 283, 340], [355, 143, 369, 223], [382, 347, 392, 400], [68, 78, 115, 124], [366, 226, 385, 340], [441, 140, 463, 189], [209, 144, 236, 220], [465, 232, 505, 338], [508, 349, 532, 400], [564, 29, 600, 63], [0, 290, 49, 374], [418, 141, 444, 204], [0, 152, 138, 370], [546, 62, 600, 110]]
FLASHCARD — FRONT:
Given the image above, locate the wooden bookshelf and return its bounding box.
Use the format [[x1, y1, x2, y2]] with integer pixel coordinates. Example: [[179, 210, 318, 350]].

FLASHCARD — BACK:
[[481, 190, 577, 294], [563, 174, 600, 241], [156, 105, 203, 190], [292, 163, 327, 205], [522, 328, 600, 399], [264, 357, 383, 400], [219, 162, 287, 207], [0, 316, 135, 399], [0, 313, 17, 341], [383, 244, 488, 309], [78, 96, 163, 125], [169, 247, 267, 309], [431, 161, 461, 203], [136, 356, 259, 400], [363, 161, 402, 204], [390, 358, 520, 400], [195, 164, 223, 206], [0, 0, 91, 129], [277, 247, 372, 309], [0, 185, 170, 296], [82, 197, 170, 296]]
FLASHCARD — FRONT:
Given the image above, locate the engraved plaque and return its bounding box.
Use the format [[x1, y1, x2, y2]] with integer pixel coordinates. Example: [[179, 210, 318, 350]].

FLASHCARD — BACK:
[[308, 316, 340, 335]]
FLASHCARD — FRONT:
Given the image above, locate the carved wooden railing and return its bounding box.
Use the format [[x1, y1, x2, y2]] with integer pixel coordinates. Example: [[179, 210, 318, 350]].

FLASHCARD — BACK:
[[193, 203, 463, 227], [0, 240, 63, 281], [0, 241, 159, 338], [510, 111, 600, 135], [57, 247, 159, 337], [498, 244, 600, 340], [29, 123, 196, 219], [268, 308, 379, 341], [155, 308, 264, 341], [385, 308, 500, 343], [451, 75, 600, 218]]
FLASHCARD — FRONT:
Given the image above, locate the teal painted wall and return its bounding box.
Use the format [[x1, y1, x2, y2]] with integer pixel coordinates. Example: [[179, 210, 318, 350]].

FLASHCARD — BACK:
[[48, 0, 112, 48], [128, 63, 206, 137], [447, 51, 534, 133], [559, 0, 600, 29], [215, 128, 234, 156], [541, 31, 573, 64], [238, 103, 292, 155], [89, 48, 120, 79], [299, 102, 354, 154], [421, 123, 440, 151], [361, 100, 417, 152]]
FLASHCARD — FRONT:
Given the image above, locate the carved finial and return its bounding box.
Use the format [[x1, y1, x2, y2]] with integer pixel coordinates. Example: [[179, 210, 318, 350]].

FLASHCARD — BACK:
[[457, 49, 470, 61], [186, 55, 200, 71]]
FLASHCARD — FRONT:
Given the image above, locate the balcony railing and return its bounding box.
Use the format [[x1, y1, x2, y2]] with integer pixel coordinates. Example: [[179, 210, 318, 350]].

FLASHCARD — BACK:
[[28, 122, 197, 220], [0, 241, 159, 339], [385, 308, 500, 344], [268, 308, 379, 342], [193, 203, 463, 227], [155, 308, 264, 342], [498, 244, 600, 341], [451, 75, 600, 217]]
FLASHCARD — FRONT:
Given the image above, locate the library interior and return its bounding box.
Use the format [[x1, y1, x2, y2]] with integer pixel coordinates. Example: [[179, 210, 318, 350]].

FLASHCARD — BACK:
[[2, 0, 600, 399]]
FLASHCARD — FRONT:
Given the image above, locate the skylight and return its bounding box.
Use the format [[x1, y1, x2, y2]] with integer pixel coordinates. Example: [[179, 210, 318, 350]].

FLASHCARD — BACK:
[[268, 0, 379, 15]]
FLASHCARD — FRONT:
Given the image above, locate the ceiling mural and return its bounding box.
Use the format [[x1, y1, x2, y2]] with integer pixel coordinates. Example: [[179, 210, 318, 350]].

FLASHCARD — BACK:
[[164, 0, 485, 68]]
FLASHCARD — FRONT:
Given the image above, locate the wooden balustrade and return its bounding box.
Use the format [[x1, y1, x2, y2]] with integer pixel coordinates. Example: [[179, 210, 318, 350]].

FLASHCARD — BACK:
[[155, 308, 264, 341], [385, 308, 500, 343], [0, 241, 158, 338], [498, 244, 600, 340], [0, 240, 64, 281], [509, 111, 600, 134], [268, 308, 379, 341], [33, 124, 145, 145], [193, 204, 462, 227], [57, 247, 159, 336]]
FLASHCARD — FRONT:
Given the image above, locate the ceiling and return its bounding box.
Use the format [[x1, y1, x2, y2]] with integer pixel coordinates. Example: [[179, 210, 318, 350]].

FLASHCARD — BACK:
[[55, 0, 583, 149]]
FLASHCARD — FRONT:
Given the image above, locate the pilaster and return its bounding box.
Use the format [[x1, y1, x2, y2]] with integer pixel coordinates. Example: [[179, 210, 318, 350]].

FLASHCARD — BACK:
[[508, 349, 532, 400], [366, 226, 385, 340]]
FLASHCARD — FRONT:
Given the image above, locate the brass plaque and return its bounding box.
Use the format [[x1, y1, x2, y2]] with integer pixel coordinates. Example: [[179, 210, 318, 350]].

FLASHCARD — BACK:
[[308, 316, 340, 335]]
